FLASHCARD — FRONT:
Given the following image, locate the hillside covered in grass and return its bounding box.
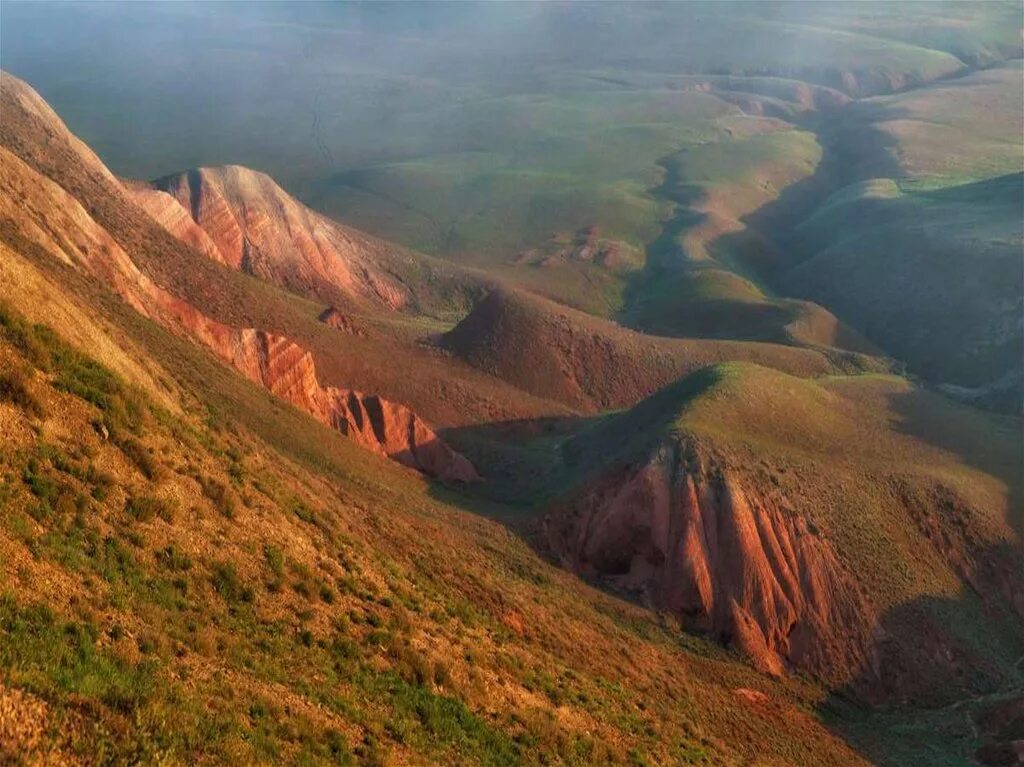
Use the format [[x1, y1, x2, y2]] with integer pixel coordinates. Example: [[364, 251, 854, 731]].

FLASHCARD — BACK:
[[0, 4, 1021, 766], [0, 293, 878, 766]]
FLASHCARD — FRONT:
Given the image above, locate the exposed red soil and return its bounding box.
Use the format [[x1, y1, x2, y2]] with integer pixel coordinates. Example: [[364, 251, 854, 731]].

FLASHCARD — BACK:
[[319, 306, 365, 336], [0, 73, 476, 483], [545, 437, 874, 681], [152, 165, 411, 310]]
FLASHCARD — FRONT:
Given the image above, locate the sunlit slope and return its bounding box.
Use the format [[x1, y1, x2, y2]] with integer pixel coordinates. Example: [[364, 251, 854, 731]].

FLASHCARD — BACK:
[[0, 276, 873, 766], [547, 363, 1023, 700]]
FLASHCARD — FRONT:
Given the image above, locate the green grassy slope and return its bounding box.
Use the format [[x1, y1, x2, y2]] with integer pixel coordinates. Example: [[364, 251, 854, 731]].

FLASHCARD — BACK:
[[0, 287, 874, 766], [783, 63, 1024, 406]]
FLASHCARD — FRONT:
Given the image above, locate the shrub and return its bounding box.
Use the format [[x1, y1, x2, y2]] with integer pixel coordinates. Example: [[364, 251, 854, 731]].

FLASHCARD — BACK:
[[228, 460, 245, 487], [23, 459, 58, 503], [86, 463, 115, 501], [156, 545, 192, 572], [126, 494, 176, 523], [199, 476, 235, 518], [0, 306, 53, 370], [262, 545, 284, 591], [210, 561, 253, 604], [0, 366, 46, 417], [117, 437, 162, 481], [290, 498, 315, 525]]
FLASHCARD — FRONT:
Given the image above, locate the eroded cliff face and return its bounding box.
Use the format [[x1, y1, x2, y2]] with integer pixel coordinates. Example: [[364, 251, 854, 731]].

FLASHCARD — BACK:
[[0, 117, 476, 484], [545, 438, 874, 681], [150, 166, 410, 310], [201, 328, 479, 484], [126, 185, 228, 265], [154, 291, 478, 482]]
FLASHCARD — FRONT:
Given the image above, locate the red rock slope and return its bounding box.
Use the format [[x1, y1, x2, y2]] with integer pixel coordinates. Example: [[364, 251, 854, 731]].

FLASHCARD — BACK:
[[546, 364, 1024, 699], [0, 70, 476, 483], [547, 435, 872, 679], [140, 165, 411, 310]]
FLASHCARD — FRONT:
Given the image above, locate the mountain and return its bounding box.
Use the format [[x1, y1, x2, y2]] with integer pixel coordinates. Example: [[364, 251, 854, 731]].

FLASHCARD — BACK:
[[0, 28, 1022, 766], [545, 364, 1023, 700], [144, 166, 410, 311], [0, 69, 876, 766]]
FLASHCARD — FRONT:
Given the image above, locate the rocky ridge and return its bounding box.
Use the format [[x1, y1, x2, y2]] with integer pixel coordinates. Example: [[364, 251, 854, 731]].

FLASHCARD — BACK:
[[546, 435, 873, 681], [0, 71, 476, 483]]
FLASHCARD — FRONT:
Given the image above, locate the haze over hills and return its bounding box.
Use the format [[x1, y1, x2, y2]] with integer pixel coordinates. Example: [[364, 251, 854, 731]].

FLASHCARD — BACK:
[[0, 3, 1022, 766]]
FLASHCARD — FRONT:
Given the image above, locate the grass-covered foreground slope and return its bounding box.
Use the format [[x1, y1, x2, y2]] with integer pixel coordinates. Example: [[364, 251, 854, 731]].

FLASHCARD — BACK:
[[0, 290, 874, 766]]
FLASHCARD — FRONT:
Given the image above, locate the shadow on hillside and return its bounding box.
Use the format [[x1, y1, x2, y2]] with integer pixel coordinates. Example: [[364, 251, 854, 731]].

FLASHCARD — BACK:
[[429, 415, 587, 519], [729, 106, 907, 273], [885, 386, 1024, 539], [822, 563, 1024, 767]]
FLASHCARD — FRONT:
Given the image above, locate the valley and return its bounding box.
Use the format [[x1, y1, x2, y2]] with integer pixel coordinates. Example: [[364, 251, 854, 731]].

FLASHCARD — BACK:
[[0, 4, 1021, 766]]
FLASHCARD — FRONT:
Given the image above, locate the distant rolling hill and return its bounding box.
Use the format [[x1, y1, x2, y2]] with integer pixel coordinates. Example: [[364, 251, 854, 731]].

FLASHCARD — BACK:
[[442, 286, 886, 412]]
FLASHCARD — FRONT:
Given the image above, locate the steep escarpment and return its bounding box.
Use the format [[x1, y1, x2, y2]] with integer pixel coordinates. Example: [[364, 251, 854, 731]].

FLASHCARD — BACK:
[[0, 73, 476, 483], [546, 436, 873, 682], [149, 165, 413, 310], [442, 287, 878, 412], [203, 327, 479, 483], [125, 183, 227, 264]]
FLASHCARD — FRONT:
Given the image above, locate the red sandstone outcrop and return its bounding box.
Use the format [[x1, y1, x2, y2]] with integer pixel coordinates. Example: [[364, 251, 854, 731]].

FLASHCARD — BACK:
[[0, 99, 476, 483], [545, 437, 873, 680], [202, 328, 479, 483], [150, 166, 410, 309], [126, 185, 228, 265], [319, 306, 365, 336], [157, 304, 477, 482], [0, 72, 120, 187]]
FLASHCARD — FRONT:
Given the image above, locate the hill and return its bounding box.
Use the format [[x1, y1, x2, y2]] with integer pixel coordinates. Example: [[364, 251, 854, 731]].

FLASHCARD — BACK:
[[546, 363, 1023, 702], [442, 287, 885, 412], [0, 71, 572, 435], [144, 165, 485, 319], [782, 63, 1024, 409], [788, 174, 1023, 408], [0, 72, 880, 767]]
